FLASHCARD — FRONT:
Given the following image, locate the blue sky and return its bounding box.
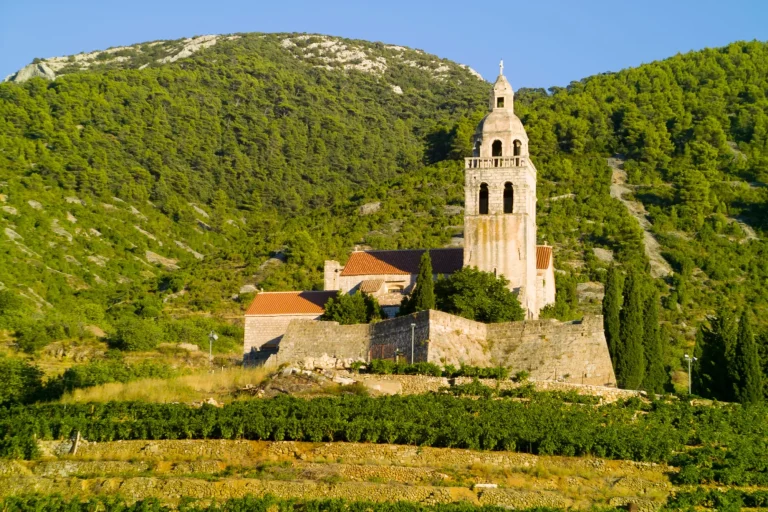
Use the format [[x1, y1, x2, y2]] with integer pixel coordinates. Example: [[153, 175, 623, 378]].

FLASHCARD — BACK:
[[1, 0, 767, 87]]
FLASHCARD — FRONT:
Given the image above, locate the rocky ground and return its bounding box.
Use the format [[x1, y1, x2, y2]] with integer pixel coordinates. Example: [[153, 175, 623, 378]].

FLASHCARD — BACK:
[[0, 439, 671, 511]]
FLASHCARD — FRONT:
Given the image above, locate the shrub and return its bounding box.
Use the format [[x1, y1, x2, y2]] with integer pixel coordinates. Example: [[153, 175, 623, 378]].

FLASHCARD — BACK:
[[435, 267, 524, 323], [0, 357, 43, 406], [321, 292, 383, 325], [110, 318, 164, 351]]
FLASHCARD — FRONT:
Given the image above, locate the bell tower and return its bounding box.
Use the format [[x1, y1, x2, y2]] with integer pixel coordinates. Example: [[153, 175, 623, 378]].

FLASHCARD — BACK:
[[463, 62, 539, 318]]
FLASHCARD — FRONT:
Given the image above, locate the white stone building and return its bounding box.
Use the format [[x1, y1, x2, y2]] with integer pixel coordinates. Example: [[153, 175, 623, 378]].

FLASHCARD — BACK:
[[245, 67, 556, 355]]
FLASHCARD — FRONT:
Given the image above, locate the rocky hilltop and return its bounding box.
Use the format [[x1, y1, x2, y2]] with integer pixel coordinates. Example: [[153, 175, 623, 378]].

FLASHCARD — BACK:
[[5, 33, 483, 83]]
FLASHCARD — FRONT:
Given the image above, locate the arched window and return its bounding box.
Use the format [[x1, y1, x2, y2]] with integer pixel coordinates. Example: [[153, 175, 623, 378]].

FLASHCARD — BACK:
[[492, 140, 503, 157], [473, 139, 481, 158], [479, 183, 489, 215], [504, 182, 514, 213], [513, 140, 522, 156]]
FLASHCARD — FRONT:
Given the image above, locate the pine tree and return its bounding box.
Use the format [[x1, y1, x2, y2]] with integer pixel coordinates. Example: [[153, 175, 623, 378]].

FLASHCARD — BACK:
[[733, 311, 763, 405], [642, 289, 667, 393], [616, 269, 645, 389], [603, 266, 623, 368], [402, 251, 435, 314]]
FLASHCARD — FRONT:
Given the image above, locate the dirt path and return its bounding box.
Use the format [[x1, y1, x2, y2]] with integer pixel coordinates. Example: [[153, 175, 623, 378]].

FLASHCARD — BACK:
[[607, 157, 672, 278]]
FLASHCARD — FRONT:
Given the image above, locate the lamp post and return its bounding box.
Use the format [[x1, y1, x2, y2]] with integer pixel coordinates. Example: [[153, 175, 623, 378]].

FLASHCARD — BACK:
[[208, 331, 218, 369], [410, 323, 416, 364], [684, 353, 697, 395]]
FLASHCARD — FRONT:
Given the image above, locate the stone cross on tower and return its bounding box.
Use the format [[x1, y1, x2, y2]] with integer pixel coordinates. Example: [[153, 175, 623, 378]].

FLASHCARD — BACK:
[[499, 59, 504, 76]]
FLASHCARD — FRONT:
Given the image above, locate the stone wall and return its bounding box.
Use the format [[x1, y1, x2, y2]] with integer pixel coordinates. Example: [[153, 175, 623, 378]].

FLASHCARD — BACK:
[[330, 370, 640, 402], [487, 316, 616, 386], [266, 310, 615, 387], [370, 311, 430, 362], [244, 313, 321, 354], [424, 310, 489, 366], [273, 321, 369, 365]]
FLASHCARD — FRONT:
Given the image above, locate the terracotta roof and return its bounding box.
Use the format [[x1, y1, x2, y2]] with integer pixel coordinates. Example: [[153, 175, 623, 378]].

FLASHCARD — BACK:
[[245, 291, 337, 316], [359, 279, 385, 294], [536, 246, 553, 270], [341, 248, 463, 277]]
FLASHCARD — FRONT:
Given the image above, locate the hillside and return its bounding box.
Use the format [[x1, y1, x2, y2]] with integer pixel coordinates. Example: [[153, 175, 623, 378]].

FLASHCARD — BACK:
[[2, 34, 768, 381]]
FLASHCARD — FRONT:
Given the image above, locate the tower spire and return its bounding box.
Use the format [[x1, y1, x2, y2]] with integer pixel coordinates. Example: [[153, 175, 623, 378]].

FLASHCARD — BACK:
[[499, 59, 504, 76]]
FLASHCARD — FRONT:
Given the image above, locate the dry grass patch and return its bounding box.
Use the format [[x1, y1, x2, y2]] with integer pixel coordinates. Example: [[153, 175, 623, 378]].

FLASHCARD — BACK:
[[61, 367, 272, 404]]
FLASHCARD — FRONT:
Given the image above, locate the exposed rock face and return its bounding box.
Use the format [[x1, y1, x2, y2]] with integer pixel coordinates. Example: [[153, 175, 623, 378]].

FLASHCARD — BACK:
[[358, 202, 381, 215], [145, 250, 179, 270], [5, 62, 56, 83]]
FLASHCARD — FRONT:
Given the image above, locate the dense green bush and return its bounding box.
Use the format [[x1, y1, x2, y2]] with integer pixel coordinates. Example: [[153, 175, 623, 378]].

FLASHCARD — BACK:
[[321, 292, 384, 325], [435, 268, 524, 323], [362, 360, 507, 379], [109, 318, 164, 351], [0, 393, 744, 463], [0, 357, 43, 406]]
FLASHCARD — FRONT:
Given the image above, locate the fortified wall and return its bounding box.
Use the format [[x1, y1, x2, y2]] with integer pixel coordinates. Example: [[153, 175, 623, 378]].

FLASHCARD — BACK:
[[271, 310, 616, 387]]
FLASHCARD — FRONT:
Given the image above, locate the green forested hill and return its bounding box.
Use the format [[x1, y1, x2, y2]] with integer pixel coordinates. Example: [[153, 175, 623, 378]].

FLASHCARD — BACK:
[[1, 34, 768, 377]]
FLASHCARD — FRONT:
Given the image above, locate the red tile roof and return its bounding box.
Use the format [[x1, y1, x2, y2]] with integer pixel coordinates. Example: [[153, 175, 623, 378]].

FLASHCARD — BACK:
[[536, 246, 553, 270], [245, 291, 337, 316], [341, 248, 464, 277], [359, 279, 385, 293]]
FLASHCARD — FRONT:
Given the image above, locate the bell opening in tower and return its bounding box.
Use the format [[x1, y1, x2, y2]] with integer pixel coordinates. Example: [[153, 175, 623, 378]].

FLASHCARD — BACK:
[[504, 182, 514, 213], [492, 140, 502, 157], [496, 97, 504, 108], [479, 183, 489, 215]]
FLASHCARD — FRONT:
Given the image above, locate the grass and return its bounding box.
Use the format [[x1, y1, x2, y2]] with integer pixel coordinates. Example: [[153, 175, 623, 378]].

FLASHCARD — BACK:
[[60, 366, 272, 404]]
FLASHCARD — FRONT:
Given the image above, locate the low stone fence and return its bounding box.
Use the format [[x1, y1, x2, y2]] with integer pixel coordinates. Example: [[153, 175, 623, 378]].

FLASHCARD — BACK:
[[329, 370, 641, 402]]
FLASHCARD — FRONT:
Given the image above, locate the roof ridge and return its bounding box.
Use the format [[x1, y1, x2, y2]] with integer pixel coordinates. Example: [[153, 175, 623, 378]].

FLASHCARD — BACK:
[[256, 290, 336, 294]]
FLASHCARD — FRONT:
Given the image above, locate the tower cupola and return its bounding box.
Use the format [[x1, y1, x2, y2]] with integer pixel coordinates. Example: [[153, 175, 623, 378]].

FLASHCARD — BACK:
[[491, 60, 514, 111], [472, 62, 529, 159]]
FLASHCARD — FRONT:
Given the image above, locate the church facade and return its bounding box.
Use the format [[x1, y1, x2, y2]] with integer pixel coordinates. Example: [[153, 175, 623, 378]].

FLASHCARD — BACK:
[[245, 68, 556, 356]]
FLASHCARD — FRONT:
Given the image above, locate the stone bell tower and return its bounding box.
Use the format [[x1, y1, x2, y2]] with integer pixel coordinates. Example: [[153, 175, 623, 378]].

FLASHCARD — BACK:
[[463, 61, 539, 318]]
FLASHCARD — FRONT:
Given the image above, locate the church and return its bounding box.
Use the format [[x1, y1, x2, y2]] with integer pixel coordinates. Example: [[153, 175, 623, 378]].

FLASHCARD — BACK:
[[245, 66, 556, 356]]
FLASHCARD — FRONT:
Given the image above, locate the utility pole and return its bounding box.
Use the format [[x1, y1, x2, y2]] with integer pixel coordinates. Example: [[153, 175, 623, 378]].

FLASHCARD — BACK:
[[410, 323, 416, 364], [208, 331, 218, 370], [684, 353, 697, 395]]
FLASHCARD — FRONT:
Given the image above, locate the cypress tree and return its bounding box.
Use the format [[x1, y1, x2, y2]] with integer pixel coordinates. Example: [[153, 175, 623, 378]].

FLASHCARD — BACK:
[[642, 289, 667, 393], [409, 250, 436, 312], [603, 266, 623, 367], [616, 269, 645, 389], [734, 311, 763, 405], [758, 332, 768, 400], [696, 308, 737, 401]]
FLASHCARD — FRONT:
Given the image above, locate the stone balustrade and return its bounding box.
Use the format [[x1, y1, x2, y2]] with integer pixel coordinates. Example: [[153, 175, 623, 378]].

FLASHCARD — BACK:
[[465, 156, 528, 169]]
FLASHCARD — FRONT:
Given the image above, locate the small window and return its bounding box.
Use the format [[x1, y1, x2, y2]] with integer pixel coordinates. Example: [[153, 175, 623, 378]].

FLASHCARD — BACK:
[[479, 183, 489, 215], [513, 139, 522, 156], [496, 97, 505, 108], [492, 140, 502, 157], [504, 182, 514, 213], [473, 139, 481, 157], [387, 284, 404, 293]]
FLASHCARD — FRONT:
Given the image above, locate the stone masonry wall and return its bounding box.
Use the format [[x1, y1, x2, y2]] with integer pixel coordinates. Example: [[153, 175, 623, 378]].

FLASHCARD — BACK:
[[273, 321, 369, 366], [370, 311, 431, 363], [487, 316, 616, 386], [267, 311, 615, 387], [244, 313, 321, 354], [424, 310, 489, 366]]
